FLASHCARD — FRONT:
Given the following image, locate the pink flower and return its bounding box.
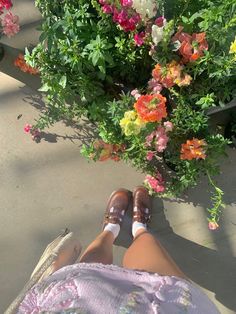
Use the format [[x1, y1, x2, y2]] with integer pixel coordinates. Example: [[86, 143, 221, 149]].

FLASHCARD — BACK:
[[112, 8, 119, 22], [164, 121, 173, 132], [208, 221, 219, 230], [144, 173, 165, 193], [146, 151, 155, 161], [102, 4, 113, 14], [1, 11, 20, 37], [155, 16, 166, 27], [145, 131, 155, 147], [120, 0, 133, 7], [148, 78, 163, 93], [120, 18, 136, 32], [155, 127, 169, 152], [112, 8, 140, 32], [117, 9, 128, 23], [134, 31, 145, 46], [131, 88, 141, 100], [98, 0, 106, 4], [129, 13, 141, 24], [146, 127, 169, 152], [0, 0, 12, 12], [24, 124, 32, 133]]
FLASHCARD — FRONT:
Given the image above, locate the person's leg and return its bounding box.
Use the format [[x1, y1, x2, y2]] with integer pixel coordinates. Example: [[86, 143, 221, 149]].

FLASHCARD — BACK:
[[123, 187, 186, 279], [79, 230, 114, 264], [123, 229, 186, 278], [79, 189, 131, 265]]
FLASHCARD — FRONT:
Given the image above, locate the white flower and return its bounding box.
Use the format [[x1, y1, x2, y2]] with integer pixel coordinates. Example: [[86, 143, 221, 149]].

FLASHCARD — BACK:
[[151, 25, 164, 45], [132, 0, 157, 20]]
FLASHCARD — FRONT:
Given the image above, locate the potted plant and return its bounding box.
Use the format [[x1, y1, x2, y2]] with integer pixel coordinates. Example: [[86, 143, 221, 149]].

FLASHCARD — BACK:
[[25, 0, 236, 229]]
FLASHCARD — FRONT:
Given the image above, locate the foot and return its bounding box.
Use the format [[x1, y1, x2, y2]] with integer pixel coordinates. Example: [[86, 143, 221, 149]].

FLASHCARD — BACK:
[[133, 186, 151, 225], [103, 189, 132, 230]]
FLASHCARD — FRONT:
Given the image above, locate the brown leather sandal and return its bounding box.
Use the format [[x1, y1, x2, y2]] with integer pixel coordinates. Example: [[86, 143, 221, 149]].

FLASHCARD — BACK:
[[102, 188, 132, 230], [133, 186, 151, 224]]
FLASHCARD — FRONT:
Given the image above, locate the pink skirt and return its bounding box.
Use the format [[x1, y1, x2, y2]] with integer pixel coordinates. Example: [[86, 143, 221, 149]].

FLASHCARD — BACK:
[[18, 262, 219, 313]]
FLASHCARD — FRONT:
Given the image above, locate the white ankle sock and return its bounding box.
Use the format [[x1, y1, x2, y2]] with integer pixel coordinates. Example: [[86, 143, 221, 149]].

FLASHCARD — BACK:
[[104, 223, 120, 239], [132, 221, 147, 237]]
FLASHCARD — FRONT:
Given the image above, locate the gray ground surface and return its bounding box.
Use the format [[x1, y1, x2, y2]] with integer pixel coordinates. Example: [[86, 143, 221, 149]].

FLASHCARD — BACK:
[[0, 1, 236, 313]]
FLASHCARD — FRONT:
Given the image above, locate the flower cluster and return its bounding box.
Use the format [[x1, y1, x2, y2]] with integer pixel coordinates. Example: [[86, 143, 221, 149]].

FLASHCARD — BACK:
[[0, 9, 19, 38], [24, 124, 41, 142], [134, 94, 167, 122], [120, 94, 167, 136], [144, 173, 165, 193], [120, 110, 145, 136], [180, 138, 207, 160], [172, 27, 208, 63], [92, 140, 125, 161], [14, 53, 39, 75], [0, 0, 12, 12], [99, 0, 163, 47], [145, 122, 173, 157], [99, 0, 141, 32], [150, 61, 192, 92]]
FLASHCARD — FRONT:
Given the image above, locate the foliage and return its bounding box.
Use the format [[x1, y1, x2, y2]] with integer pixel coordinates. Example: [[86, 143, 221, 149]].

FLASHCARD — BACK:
[[25, 0, 236, 228]]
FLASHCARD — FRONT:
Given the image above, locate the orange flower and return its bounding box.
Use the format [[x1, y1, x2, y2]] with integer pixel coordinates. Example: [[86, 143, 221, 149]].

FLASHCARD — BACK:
[[152, 64, 162, 81], [152, 63, 175, 88], [14, 53, 39, 75], [134, 94, 167, 123], [151, 61, 192, 89], [180, 138, 207, 160], [93, 140, 125, 162], [172, 27, 208, 63]]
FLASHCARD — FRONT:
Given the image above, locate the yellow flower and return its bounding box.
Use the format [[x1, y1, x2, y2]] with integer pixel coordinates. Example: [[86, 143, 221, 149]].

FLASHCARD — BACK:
[[135, 117, 146, 127], [124, 110, 137, 120], [229, 36, 236, 54], [175, 73, 192, 87], [120, 110, 145, 136]]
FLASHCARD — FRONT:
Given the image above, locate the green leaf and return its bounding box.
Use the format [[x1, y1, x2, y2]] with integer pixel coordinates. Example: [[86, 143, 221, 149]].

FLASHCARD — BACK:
[[181, 16, 189, 23], [98, 64, 106, 74], [92, 51, 100, 66], [39, 31, 48, 42], [38, 84, 50, 92], [59, 75, 67, 88]]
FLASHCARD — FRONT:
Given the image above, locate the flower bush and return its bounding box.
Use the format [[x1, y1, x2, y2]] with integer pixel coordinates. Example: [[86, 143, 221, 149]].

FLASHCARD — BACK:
[[0, 0, 20, 38], [25, 0, 236, 229]]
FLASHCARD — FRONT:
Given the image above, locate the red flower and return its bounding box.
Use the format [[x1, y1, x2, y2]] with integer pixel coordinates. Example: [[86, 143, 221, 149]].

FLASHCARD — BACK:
[[14, 54, 39, 75], [134, 94, 167, 123], [0, 0, 12, 12]]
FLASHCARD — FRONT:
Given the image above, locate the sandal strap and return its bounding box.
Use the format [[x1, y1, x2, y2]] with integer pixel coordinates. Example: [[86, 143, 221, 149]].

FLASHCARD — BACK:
[[133, 206, 151, 224], [104, 207, 125, 226]]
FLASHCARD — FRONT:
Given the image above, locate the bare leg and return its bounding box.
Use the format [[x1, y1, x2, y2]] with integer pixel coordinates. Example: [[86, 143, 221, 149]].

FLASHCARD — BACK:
[[80, 189, 131, 265], [123, 229, 187, 279], [79, 231, 114, 264]]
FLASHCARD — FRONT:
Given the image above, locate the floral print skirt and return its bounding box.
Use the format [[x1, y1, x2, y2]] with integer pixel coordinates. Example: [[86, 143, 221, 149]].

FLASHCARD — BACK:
[[18, 263, 219, 314]]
